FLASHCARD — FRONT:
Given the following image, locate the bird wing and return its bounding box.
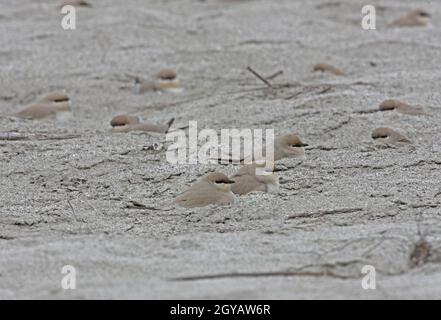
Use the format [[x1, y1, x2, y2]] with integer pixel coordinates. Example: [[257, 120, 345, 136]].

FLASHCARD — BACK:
[[231, 175, 265, 195], [15, 104, 54, 119], [175, 181, 233, 208], [397, 104, 427, 116]]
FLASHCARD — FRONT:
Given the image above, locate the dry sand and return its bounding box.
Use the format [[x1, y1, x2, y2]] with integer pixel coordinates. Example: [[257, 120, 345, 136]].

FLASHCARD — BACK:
[[1, 0, 441, 299]]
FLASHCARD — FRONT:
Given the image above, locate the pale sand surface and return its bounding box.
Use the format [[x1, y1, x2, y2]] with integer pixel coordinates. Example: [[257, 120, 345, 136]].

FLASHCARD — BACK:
[[1, 0, 441, 299]]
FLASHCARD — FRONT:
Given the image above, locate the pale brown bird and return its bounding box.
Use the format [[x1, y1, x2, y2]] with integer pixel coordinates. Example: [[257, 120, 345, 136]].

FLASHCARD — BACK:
[[371, 127, 413, 147], [379, 99, 428, 116], [15, 102, 71, 119], [175, 172, 235, 208], [110, 115, 141, 127], [14, 91, 71, 119], [110, 115, 174, 133], [272, 134, 308, 160], [313, 63, 345, 76], [217, 133, 307, 164], [134, 68, 182, 94], [388, 9, 431, 28], [230, 161, 279, 195]]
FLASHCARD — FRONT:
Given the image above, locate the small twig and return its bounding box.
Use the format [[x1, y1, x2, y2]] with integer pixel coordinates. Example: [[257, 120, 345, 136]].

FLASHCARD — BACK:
[[35, 134, 80, 141], [284, 90, 303, 100], [124, 200, 173, 211], [125, 200, 148, 209], [354, 109, 379, 114], [0, 132, 80, 141], [287, 207, 363, 219], [67, 200, 76, 216], [67, 199, 85, 223], [265, 70, 283, 80], [170, 270, 352, 282], [247, 66, 273, 88], [284, 85, 332, 100]]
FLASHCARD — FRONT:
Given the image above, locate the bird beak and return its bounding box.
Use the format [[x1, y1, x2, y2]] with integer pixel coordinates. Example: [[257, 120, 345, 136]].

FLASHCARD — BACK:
[[301, 143, 309, 147]]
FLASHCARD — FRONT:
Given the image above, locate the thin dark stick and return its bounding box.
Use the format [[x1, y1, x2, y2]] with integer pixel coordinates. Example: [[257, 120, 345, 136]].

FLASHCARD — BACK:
[[170, 270, 352, 281], [67, 200, 76, 217], [265, 70, 283, 80], [36, 134, 81, 141], [354, 109, 379, 114], [247, 66, 273, 88]]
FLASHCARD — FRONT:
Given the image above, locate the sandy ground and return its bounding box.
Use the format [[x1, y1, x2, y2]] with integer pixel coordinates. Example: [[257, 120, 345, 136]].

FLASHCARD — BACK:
[[1, 0, 441, 299]]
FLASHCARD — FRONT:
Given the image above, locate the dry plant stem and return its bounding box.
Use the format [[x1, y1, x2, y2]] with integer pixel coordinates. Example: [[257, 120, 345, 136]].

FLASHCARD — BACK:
[[265, 70, 283, 80], [247, 66, 274, 88], [170, 270, 351, 281], [287, 207, 364, 219]]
